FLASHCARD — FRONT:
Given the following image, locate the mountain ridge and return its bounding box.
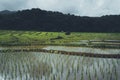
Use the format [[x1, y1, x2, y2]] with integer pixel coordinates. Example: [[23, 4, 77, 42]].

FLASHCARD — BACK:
[[0, 8, 120, 32]]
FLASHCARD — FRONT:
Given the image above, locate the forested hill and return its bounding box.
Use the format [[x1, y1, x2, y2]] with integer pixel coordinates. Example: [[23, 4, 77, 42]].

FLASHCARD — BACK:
[[0, 8, 120, 32]]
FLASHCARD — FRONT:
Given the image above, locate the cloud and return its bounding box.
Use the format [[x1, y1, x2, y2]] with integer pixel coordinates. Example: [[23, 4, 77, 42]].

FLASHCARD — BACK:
[[0, 0, 120, 16], [0, 0, 29, 11]]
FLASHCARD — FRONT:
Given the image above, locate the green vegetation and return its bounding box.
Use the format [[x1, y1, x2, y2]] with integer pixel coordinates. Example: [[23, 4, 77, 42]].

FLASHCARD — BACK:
[[0, 52, 52, 79], [0, 30, 120, 80], [0, 52, 119, 80], [0, 30, 120, 47]]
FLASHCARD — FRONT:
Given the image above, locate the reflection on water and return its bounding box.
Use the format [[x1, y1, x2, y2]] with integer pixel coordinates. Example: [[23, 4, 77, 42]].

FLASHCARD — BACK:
[[0, 52, 51, 80], [43, 46, 120, 54], [0, 52, 120, 80], [36, 52, 120, 80]]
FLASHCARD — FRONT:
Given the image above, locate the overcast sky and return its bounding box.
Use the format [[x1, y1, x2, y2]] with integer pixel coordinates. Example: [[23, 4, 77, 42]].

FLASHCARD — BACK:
[[0, 0, 120, 17]]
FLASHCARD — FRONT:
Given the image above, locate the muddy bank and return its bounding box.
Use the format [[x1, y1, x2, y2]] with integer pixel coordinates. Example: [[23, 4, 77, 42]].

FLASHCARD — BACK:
[[0, 46, 120, 59]]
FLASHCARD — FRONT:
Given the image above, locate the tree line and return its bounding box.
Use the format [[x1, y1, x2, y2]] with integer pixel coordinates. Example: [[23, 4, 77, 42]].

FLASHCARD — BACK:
[[0, 8, 120, 32]]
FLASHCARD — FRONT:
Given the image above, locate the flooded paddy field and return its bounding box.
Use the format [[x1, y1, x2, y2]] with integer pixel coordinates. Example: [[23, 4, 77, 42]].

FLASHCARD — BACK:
[[0, 27, 120, 80], [0, 50, 120, 80], [43, 46, 120, 54]]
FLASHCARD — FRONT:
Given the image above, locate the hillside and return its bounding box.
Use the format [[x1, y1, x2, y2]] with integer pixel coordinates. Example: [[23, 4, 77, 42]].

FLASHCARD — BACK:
[[0, 8, 120, 32]]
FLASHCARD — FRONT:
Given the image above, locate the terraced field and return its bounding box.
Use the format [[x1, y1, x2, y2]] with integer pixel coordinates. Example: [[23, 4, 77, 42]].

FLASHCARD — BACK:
[[0, 30, 120, 47], [0, 52, 120, 80], [0, 30, 120, 80]]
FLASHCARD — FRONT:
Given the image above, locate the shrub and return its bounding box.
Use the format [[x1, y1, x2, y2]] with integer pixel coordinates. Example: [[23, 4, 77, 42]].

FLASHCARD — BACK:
[[65, 32, 71, 35]]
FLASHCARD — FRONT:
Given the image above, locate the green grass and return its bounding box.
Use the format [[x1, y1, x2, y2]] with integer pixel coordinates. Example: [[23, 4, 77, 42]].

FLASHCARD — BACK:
[[0, 30, 120, 80], [0, 30, 120, 46]]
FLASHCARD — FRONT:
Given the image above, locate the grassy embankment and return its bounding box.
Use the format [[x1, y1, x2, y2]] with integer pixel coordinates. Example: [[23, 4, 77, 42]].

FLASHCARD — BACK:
[[0, 30, 120, 47], [0, 30, 120, 79]]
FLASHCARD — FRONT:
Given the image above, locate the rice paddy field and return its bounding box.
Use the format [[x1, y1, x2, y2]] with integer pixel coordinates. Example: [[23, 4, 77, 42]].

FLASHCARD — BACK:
[[0, 30, 120, 80], [0, 51, 120, 80]]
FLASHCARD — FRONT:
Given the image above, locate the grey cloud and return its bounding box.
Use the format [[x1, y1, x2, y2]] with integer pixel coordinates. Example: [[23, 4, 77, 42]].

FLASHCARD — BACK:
[[0, 0, 120, 16], [0, 0, 28, 11]]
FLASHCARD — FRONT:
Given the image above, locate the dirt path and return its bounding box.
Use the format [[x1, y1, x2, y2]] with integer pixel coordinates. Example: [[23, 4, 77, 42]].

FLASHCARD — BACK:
[[0, 48, 120, 59]]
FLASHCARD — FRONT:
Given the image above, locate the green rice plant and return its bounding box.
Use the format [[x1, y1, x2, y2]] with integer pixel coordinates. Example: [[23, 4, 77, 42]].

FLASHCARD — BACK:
[[0, 46, 120, 80]]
